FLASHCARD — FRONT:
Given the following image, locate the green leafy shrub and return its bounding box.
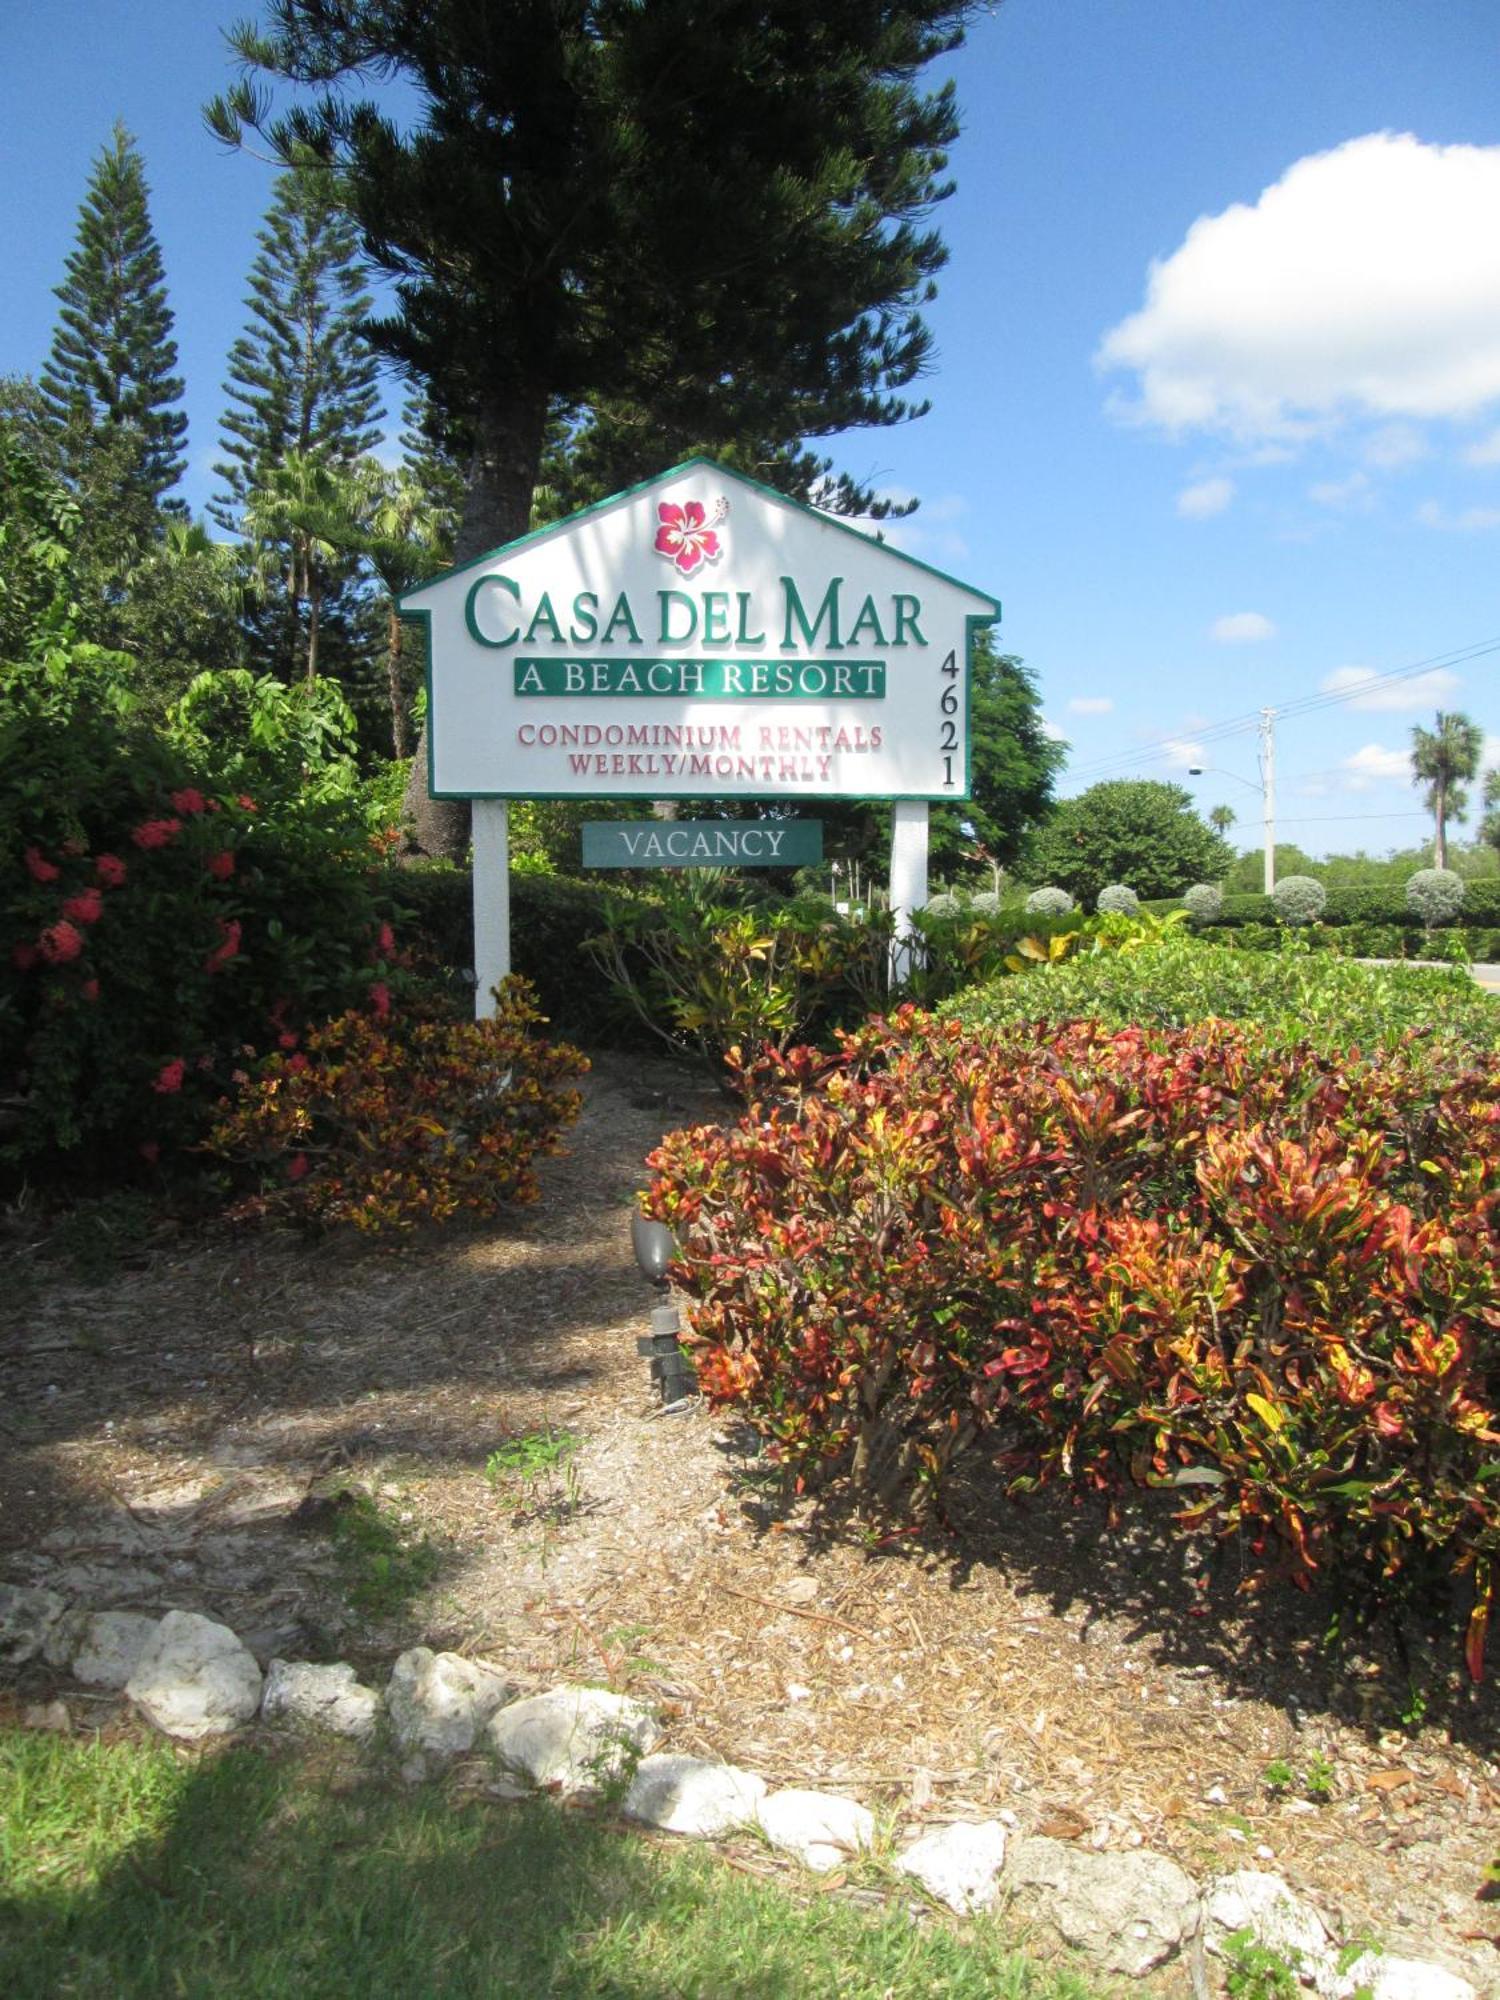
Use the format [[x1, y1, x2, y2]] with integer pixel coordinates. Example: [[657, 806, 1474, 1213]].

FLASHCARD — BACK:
[[969, 891, 1003, 917], [646, 1013, 1500, 1674], [385, 864, 659, 1046], [1, 650, 399, 1177], [1095, 884, 1139, 916], [923, 891, 962, 920], [211, 978, 587, 1232], [1271, 874, 1327, 926], [945, 933, 1500, 1058], [1024, 886, 1075, 916], [1405, 867, 1466, 927], [1183, 882, 1223, 921]]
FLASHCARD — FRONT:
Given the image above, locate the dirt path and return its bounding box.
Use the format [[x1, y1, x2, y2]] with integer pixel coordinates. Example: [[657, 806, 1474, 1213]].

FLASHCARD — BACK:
[[2, 1050, 1496, 1991]]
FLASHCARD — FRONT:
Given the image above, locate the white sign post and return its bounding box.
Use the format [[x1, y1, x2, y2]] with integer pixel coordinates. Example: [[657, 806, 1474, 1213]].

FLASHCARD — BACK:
[[400, 459, 1000, 1017]]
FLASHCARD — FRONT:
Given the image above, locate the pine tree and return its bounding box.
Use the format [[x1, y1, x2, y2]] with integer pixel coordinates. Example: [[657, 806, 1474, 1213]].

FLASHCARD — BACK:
[[209, 1, 979, 855], [39, 123, 187, 510], [212, 159, 383, 531]]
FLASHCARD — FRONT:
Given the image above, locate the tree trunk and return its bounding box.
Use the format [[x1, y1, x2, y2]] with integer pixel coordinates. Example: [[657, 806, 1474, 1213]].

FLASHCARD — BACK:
[[1435, 775, 1448, 871], [306, 568, 321, 683], [401, 385, 549, 862], [386, 603, 409, 760]]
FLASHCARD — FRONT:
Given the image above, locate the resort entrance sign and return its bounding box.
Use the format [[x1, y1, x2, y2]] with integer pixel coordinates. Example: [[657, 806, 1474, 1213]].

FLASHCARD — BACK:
[[401, 459, 1000, 1013]]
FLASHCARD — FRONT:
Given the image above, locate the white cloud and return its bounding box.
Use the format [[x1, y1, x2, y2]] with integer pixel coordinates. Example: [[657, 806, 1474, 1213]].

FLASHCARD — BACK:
[[1465, 428, 1500, 467], [1320, 665, 1461, 711], [1177, 475, 1234, 519], [1041, 718, 1067, 742], [1364, 423, 1427, 469], [863, 490, 971, 564], [1163, 738, 1206, 768], [1342, 743, 1410, 788], [1308, 471, 1373, 510], [1097, 133, 1500, 444], [1211, 611, 1277, 644], [1068, 696, 1115, 715], [1416, 499, 1500, 532]]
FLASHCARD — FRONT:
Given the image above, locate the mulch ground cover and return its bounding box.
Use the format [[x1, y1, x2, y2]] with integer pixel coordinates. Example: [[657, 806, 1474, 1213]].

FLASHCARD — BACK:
[[2, 1048, 1496, 1990]]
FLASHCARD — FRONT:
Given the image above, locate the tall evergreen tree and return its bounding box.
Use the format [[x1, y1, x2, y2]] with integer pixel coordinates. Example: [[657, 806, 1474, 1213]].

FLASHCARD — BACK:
[[208, 0, 979, 856], [212, 159, 383, 531], [39, 123, 188, 511]]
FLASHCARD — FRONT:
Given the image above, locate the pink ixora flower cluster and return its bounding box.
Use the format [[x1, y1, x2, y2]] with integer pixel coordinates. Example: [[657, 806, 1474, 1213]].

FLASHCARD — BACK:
[[653, 498, 726, 577]]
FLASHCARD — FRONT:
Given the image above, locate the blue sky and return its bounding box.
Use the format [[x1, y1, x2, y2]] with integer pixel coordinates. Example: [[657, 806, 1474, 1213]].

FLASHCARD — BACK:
[[3, 0, 1498, 856]]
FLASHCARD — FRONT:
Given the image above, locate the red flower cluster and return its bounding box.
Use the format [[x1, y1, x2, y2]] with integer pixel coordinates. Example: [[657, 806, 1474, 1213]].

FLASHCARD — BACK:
[[25, 846, 60, 883], [204, 918, 242, 974], [38, 920, 85, 965], [62, 887, 103, 926], [131, 818, 183, 851], [171, 788, 208, 816], [153, 1059, 186, 1095], [205, 851, 235, 881], [95, 853, 127, 887]]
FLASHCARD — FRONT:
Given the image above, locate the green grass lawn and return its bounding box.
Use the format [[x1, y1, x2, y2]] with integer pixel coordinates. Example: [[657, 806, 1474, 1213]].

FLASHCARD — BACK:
[[0, 1728, 1101, 2000]]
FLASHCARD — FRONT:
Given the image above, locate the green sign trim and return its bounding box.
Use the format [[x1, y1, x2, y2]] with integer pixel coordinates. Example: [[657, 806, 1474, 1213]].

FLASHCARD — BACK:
[[515, 657, 884, 700], [582, 820, 823, 869]]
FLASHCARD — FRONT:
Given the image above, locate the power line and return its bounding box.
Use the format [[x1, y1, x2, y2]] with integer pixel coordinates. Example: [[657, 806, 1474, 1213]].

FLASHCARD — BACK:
[[1061, 633, 1500, 786]]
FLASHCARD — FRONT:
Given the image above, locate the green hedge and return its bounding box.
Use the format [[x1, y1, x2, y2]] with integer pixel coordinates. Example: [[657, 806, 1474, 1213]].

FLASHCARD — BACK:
[[381, 866, 655, 1047], [1196, 880, 1500, 931], [1206, 921, 1500, 961]]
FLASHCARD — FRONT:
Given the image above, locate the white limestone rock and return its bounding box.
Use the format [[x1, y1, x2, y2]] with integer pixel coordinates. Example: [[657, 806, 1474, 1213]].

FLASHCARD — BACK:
[[262, 1659, 382, 1740], [1202, 1871, 1335, 1981], [70, 1611, 162, 1690], [0, 1583, 66, 1667], [1333, 1956, 1477, 2000], [756, 1787, 876, 1872], [125, 1610, 262, 1740], [386, 1648, 514, 1759], [485, 1684, 660, 1794], [1003, 1835, 1197, 1977], [895, 1820, 1009, 1914], [623, 1754, 766, 1836]]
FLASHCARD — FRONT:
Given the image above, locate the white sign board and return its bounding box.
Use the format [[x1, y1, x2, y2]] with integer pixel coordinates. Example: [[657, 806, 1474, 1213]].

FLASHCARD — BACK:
[[401, 459, 999, 803]]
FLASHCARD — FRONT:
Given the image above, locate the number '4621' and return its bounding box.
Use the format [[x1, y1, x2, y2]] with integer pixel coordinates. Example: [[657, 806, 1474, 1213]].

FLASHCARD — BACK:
[[938, 650, 959, 788]]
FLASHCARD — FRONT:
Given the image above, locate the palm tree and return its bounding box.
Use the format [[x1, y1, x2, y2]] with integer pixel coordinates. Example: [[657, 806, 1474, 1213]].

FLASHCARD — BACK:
[[1410, 710, 1484, 870], [338, 460, 449, 759], [242, 449, 350, 682], [1481, 768, 1500, 860], [1208, 803, 1236, 838]]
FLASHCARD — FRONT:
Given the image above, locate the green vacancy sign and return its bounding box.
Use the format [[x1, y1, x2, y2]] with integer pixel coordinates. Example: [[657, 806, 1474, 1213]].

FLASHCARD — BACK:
[[582, 820, 822, 869]]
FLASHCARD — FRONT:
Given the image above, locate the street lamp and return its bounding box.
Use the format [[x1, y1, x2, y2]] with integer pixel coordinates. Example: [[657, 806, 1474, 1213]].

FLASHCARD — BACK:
[[1187, 707, 1277, 894]]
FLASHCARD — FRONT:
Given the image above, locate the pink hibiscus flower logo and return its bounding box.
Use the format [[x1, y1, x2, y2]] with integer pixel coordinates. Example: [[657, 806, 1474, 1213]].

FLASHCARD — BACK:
[[653, 497, 727, 577]]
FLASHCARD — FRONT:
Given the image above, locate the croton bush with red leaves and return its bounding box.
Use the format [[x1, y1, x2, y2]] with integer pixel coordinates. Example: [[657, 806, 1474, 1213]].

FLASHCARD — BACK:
[[645, 1013, 1500, 1676], [210, 979, 588, 1234]]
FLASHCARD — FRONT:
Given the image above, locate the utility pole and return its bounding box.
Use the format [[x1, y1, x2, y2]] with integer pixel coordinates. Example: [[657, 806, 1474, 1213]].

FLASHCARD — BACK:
[[1258, 706, 1276, 894]]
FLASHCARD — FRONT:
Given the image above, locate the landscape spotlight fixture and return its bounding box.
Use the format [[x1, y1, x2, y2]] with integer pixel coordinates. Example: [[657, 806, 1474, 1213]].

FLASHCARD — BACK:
[[630, 1210, 697, 1407]]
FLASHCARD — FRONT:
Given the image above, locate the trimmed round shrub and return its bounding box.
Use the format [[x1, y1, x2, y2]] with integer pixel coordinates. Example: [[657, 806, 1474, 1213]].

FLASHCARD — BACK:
[[1024, 886, 1075, 917], [1095, 884, 1140, 916], [923, 892, 962, 920], [1183, 883, 1224, 921], [1271, 874, 1327, 926], [969, 891, 1003, 918], [1404, 867, 1466, 927]]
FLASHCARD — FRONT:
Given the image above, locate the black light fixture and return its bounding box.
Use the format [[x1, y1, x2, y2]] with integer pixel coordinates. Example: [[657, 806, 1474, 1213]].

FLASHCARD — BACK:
[[631, 1210, 697, 1406]]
